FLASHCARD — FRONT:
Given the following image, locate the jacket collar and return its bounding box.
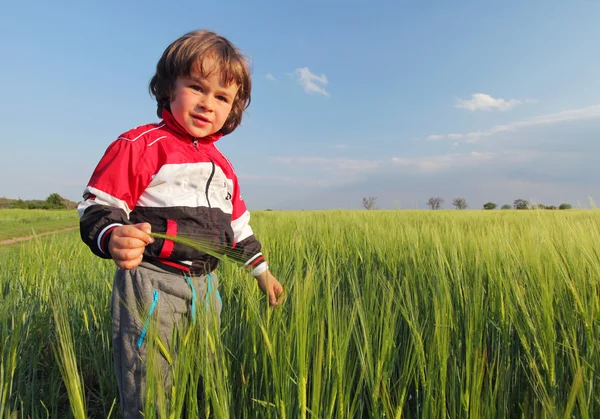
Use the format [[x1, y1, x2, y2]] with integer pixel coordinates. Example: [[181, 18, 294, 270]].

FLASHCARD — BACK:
[[161, 108, 223, 144]]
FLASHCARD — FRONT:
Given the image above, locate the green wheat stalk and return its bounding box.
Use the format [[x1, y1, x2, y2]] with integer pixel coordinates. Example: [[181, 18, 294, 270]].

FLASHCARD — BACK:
[[149, 232, 242, 266]]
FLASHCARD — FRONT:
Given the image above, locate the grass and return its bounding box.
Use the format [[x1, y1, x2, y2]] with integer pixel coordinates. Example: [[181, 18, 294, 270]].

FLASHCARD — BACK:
[[0, 209, 78, 241], [0, 209, 599, 417]]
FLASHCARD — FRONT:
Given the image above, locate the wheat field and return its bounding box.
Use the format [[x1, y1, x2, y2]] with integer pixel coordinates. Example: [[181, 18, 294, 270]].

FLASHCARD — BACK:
[[1, 209, 599, 418]]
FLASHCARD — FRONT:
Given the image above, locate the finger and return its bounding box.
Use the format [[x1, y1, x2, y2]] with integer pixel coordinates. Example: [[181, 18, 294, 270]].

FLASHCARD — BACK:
[[112, 247, 144, 263], [113, 236, 150, 250], [108, 241, 146, 260], [134, 222, 154, 244], [115, 255, 143, 270], [134, 222, 153, 235], [115, 225, 154, 244], [111, 228, 154, 249], [269, 288, 277, 306]]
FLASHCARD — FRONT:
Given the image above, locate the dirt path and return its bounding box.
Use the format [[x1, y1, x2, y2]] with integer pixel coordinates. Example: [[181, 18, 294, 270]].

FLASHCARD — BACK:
[[0, 227, 78, 246]]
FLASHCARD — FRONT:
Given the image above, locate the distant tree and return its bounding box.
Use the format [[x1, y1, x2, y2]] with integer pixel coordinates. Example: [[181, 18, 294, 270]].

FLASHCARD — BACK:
[[532, 204, 546, 210], [362, 196, 377, 210], [452, 197, 468, 210], [546, 205, 557, 210], [501, 204, 512, 210], [11, 199, 28, 209], [427, 197, 444, 210], [46, 193, 66, 209], [483, 202, 497, 210], [28, 201, 45, 209], [513, 199, 530, 210], [559, 203, 572, 210]]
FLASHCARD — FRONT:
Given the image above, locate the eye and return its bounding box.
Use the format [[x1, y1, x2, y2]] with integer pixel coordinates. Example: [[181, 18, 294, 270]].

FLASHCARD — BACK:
[[189, 84, 203, 92], [216, 95, 229, 103]]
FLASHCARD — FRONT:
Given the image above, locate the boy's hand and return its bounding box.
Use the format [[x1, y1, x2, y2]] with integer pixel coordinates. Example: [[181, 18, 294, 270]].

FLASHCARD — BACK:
[[255, 270, 284, 306], [108, 223, 154, 270]]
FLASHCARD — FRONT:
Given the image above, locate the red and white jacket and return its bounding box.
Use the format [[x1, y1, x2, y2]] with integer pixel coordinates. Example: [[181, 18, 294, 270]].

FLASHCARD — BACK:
[[78, 109, 267, 277]]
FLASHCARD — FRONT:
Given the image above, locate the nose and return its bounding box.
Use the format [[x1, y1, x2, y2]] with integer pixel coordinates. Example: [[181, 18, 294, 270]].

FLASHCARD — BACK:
[[199, 94, 214, 112]]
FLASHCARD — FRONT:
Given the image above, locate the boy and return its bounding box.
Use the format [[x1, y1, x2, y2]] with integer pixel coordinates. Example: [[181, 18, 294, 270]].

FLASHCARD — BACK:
[[78, 29, 283, 417]]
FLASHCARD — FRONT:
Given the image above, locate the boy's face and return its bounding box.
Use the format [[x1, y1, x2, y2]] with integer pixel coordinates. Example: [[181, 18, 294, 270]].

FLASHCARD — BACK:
[[170, 58, 239, 138]]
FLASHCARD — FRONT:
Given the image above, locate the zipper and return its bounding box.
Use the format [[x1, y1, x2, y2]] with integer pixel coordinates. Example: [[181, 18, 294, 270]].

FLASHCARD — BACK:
[[192, 139, 215, 212], [193, 139, 225, 245], [204, 159, 215, 216]]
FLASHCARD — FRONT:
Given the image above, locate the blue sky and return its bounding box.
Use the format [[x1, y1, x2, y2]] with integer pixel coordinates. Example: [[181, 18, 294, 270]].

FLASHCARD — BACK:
[[1, 0, 599, 209]]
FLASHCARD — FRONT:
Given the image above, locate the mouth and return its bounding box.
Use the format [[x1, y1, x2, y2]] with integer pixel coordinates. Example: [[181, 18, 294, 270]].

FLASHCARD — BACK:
[[191, 114, 210, 124]]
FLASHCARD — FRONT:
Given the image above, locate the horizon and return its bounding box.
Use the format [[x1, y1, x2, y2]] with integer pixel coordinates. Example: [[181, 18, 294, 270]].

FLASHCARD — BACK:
[[1, 0, 599, 210], [1, 195, 594, 211]]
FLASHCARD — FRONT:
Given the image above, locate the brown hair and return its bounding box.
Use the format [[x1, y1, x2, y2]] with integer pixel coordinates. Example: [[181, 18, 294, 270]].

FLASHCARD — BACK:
[[149, 30, 252, 136]]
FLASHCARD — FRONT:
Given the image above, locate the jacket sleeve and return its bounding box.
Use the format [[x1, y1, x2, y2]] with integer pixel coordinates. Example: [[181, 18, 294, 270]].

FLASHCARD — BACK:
[[78, 137, 154, 258], [229, 176, 268, 277]]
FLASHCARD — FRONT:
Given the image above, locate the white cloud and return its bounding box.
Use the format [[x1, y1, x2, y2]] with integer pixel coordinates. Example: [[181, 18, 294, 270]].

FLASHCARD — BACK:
[[265, 73, 276, 81], [392, 152, 496, 173], [465, 104, 600, 142], [430, 104, 600, 143], [333, 144, 349, 149], [268, 156, 382, 187], [272, 146, 593, 179], [427, 134, 445, 141], [247, 137, 599, 210], [239, 174, 329, 187], [295, 67, 329, 96], [455, 93, 523, 111], [273, 152, 499, 177], [272, 156, 379, 172], [273, 151, 511, 177]]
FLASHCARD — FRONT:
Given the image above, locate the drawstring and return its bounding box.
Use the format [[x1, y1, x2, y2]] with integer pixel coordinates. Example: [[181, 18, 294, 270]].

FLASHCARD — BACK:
[[136, 273, 219, 347], [206, 273, 222, 307], [205, 273, 213, 306], [137, 290, 159, 347], [186, 273, 222, 324], [184, 274, 197, 324]]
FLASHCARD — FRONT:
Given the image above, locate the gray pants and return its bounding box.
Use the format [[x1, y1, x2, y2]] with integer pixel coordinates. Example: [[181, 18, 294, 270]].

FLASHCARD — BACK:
[[111, 262, 222, 418]]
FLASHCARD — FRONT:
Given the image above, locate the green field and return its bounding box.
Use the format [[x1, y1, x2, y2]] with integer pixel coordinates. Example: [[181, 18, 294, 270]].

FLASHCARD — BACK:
[[0, 209, 78, 241], [1, 210, 599, 417]]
